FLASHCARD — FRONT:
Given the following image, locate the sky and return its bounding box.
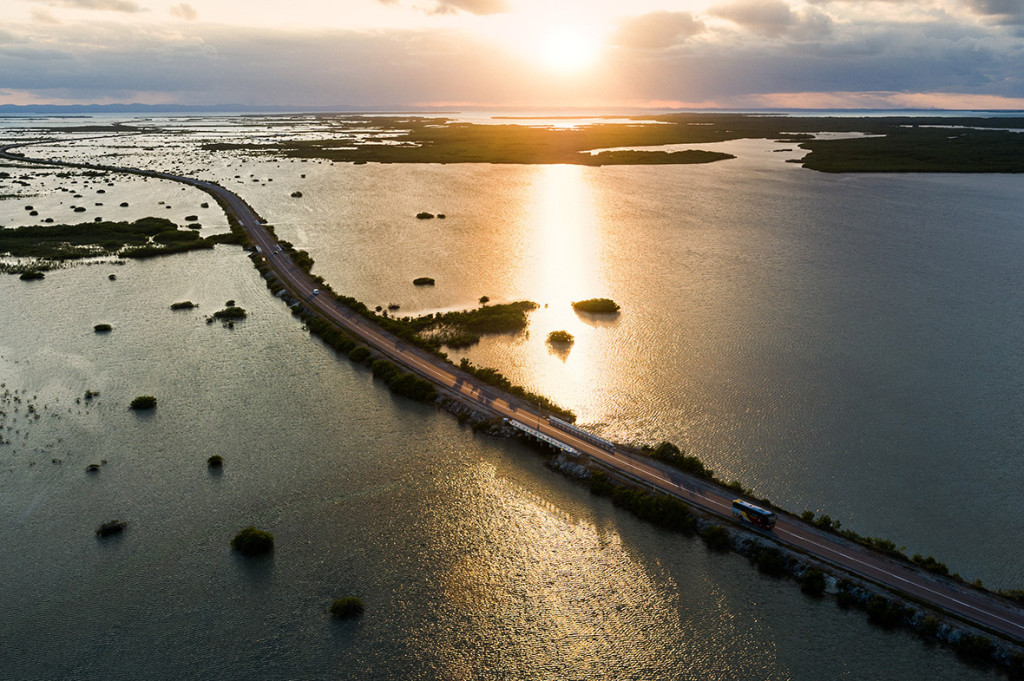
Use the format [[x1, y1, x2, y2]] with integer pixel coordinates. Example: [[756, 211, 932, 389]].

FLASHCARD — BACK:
[[1, 0, 1023, 109]]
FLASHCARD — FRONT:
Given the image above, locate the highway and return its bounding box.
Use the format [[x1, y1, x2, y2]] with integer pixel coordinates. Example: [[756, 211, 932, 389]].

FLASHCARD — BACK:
[[3, 141, 1024, 646]]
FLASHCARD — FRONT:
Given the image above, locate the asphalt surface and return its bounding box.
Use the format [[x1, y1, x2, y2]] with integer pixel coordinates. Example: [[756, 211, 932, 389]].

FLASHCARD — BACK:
[[4, 143, 1024, 645]]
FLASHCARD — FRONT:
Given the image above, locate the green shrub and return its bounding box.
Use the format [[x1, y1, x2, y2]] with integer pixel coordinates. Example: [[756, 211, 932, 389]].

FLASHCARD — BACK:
[[348, 346, 371, 363], [753, 548, 788, 577], [129, 395, 157, 410], [799, 568, 827, 596], [93, 323, 112, 333], [547, 330, 574, 344], [329, 597, 365, 619], [954, 634, 994, 661], [212, 306, 247, 320], [207, 455, 224, 469], [921, 615, 941, 637], [170, 301, 196, 310], [413, 277, 435, 286], [701, 525, 731, 552], [911, 554, 950, 576], [866, 595, 907, 627], [231, 527, 274, 556]]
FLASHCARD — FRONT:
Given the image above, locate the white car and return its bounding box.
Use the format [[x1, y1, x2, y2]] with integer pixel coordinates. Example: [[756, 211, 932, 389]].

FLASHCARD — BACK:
[[312, 289, 319, 296]]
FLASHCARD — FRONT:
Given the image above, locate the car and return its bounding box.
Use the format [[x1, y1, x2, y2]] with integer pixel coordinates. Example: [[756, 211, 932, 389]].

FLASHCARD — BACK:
[[312, 289, 319, 295]]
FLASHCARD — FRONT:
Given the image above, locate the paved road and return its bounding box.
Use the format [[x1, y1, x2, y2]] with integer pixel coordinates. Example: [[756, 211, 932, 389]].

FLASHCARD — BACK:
[[4, 141, 1024, 645]]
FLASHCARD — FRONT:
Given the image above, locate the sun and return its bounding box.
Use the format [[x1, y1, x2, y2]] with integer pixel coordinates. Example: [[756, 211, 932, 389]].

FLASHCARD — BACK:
[[539, 27, 601, 75]]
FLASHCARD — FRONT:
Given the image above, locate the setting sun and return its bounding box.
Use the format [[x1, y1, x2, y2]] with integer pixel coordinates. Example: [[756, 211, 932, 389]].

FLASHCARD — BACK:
[[539, 27, 601, 75]]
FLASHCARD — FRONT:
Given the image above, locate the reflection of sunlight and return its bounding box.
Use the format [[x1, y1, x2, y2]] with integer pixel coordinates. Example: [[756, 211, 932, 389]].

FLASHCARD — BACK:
[[432, 463, 688, 676], [522, 164, 607, 410], [532, 164, 598, 317]]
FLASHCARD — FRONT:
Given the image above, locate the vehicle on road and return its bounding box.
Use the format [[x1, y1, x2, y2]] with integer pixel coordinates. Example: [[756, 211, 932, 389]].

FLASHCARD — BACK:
[[312, 289, 319, 296], [732, 499, 776, 529]]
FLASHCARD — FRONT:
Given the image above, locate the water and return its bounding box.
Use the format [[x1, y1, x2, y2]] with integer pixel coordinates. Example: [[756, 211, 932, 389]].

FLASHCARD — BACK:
[[1, 120, 1021, 678], [232, 137, 1024, 588]]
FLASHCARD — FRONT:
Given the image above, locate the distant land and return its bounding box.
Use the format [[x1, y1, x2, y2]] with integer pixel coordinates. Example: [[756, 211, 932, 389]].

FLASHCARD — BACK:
[[3, 103, 1024, 117]]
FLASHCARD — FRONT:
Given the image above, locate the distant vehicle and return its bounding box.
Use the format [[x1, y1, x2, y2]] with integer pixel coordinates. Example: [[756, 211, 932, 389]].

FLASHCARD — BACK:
[[312, 289, 319, 296], [732, 499, 776, 530]]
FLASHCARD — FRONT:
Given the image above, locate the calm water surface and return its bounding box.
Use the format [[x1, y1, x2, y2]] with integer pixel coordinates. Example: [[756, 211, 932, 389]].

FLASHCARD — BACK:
[[1, 124, 1020, 678], [233, 138, 1023, 587]]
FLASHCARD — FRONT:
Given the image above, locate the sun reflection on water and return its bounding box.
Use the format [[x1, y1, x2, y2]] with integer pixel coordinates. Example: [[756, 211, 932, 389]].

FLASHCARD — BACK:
[[519, 164, 620, 412], [428, 462, 688, 678]]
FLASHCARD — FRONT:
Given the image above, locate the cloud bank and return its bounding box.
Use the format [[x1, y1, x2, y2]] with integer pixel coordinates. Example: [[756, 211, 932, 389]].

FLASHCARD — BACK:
[[0, 0, 1022, 108]]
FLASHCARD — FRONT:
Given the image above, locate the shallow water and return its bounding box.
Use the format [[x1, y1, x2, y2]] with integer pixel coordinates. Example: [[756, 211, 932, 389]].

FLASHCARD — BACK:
[[1, 120, 1021, 678]]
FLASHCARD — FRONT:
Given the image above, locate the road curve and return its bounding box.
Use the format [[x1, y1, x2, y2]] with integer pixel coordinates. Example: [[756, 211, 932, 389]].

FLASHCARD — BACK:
[[3, 140, 1024, 645]]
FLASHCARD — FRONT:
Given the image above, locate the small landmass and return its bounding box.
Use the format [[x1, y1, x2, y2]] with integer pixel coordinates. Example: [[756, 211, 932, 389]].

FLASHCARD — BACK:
[[129, 395, 157, 411], [547, 330, 575, 345], [572, 298, 620, 314], [231, 527, 274, 556], [212, 305, 247, 320], [96, 520, 126, 537]]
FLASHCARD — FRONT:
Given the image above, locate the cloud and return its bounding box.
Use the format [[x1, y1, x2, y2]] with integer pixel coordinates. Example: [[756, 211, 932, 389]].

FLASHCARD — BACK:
[[29, 0, 142, 12], [30, 8, 62, 24], [429, 0, 509, 15], [0, 8, 1021, 109], [613, 11, 704, 49], [966, 0, 1024, 25], [170, 3, 198, 21], [709, 0, 797, 37]]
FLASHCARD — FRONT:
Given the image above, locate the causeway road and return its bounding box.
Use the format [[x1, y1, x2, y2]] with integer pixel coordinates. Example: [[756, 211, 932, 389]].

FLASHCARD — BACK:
[[4, 141, 1024, 646]]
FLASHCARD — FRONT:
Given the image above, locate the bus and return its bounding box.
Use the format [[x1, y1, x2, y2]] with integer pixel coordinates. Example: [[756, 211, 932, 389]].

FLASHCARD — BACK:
[[732, 499, 777, 530]]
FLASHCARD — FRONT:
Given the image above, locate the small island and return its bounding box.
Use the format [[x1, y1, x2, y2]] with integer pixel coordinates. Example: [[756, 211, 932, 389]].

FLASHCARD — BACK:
[[96, 519, 127, 537], [572, 298, 620, 314], [329, 597, 365, 619], [412, 277, 435, 286], [547, 330, 575, 345], [129, 395, 157, 411], [231, 526, 274, 556], [212, 305, 247, 320]]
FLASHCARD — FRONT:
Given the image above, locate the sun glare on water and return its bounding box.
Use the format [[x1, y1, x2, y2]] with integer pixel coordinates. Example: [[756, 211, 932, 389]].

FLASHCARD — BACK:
[[539, 27, 600, 75]]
